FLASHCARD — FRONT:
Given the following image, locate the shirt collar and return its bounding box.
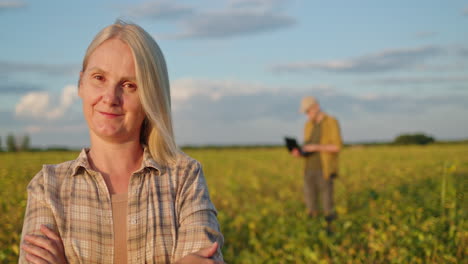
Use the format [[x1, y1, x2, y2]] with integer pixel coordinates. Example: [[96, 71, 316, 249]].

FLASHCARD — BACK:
[[71, 145, 163, 176], [308, 113, 328, 125], [139, 145, 164, 173]]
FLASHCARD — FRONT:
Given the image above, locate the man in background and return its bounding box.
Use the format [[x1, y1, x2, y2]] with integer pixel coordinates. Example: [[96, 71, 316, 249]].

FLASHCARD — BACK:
[[291, 96, 343, 226]]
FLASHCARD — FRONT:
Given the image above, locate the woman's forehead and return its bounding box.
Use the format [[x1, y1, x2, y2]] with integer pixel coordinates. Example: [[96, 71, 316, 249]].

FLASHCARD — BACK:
[[86, 39, 136, 75]]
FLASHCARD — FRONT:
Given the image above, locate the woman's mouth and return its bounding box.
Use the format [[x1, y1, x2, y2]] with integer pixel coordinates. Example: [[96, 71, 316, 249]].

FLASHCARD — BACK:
[[99, 111, 123, 118]]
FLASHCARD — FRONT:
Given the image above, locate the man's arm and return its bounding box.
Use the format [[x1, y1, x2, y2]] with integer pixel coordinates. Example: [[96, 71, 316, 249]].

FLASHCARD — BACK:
[[303, 144, 340, 153], [303, 118, 342, 153]]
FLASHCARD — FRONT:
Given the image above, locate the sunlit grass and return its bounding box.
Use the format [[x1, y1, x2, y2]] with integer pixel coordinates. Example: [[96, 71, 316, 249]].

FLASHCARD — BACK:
[[1, 144, 466, 263]]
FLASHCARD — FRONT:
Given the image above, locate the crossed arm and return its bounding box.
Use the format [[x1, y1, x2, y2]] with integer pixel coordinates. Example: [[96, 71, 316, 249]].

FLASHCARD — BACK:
[[21, 226, 222, 264], [20, 203, 223, 264]]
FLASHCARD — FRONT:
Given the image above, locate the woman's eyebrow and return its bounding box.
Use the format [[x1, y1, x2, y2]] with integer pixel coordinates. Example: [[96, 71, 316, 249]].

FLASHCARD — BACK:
[[85, 67, 136, 83], [86, 67, 106, 74], [122, 76, 137, 82]]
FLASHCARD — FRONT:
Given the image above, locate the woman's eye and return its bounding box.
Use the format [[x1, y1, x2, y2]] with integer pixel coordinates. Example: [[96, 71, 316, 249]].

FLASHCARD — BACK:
[[93, 75, 104, 81], [123, 82, 137, 90]]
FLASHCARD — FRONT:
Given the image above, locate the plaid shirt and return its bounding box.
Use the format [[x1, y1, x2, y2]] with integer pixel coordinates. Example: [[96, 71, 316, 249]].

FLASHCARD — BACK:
[[19, 147, 224, 263]]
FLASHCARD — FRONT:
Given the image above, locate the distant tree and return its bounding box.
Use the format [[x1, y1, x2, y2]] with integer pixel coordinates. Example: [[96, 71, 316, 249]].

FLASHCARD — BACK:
[[20, 135, 31, 151], [6, 133, 17, 152], [394, 133, 435, 145], [0, 136, 2, 151]]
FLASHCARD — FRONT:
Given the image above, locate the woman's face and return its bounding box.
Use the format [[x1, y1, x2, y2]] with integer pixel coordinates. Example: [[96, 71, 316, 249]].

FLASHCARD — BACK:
[[79, 38, 146, 143]]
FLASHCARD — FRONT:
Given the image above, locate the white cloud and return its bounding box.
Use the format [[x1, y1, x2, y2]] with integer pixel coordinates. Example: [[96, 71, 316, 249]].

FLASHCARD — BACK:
[[270, 45, 443, 74], [172, 78, 273, 102], [228, 0, 289, 11], [356, 75, 468, 86], [130, 0, 295, 39], [15, 85, 78, 120], [126, 1, 193, 20], [171, 78, 466, 115], [15, 93, 49, 117], [171, 10, 295, 39], [0, 83, 41, 95], [463, 7, 468, 16], [0, 0, 25, 9], [0, 61, 79, 75], [170, 77, 468, 143], [170, 77, 332, 108]]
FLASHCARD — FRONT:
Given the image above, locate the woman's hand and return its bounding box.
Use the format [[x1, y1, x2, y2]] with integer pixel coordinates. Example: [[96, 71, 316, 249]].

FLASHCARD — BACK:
[[21, 225, 67, 264], [175, 242, 223, 264]]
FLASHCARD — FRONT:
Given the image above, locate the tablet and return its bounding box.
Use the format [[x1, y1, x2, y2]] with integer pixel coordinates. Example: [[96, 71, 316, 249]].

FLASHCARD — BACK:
[[284, 137, 301, 152], [284, 137, 312, 156]]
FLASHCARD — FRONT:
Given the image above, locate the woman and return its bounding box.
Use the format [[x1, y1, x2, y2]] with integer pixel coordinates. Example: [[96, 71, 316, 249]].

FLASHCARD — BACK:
[[19, 21, 224, 264]]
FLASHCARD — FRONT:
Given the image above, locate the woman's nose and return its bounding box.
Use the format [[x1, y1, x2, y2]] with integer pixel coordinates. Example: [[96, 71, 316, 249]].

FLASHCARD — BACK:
[[102, 85, 122, 105]]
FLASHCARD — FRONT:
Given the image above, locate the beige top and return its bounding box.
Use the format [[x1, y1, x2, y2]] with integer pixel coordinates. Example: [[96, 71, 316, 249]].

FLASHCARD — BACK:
[[111, 193, 128, 264]]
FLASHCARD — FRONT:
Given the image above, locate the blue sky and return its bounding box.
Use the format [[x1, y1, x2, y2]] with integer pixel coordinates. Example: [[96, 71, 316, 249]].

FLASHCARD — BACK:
[[1, 0, 467, 147]]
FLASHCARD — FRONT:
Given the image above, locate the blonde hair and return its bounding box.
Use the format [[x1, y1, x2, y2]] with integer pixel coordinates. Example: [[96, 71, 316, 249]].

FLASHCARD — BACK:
[[81, 20, 178, 166]]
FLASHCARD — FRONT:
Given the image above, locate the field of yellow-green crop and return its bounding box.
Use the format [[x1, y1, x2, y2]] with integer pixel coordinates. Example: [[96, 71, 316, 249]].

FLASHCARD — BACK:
[[1, 144, 466, 263]]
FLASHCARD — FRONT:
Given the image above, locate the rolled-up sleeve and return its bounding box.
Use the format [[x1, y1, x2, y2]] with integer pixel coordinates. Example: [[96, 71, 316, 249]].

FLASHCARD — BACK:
[[173, 162, 224, 262]]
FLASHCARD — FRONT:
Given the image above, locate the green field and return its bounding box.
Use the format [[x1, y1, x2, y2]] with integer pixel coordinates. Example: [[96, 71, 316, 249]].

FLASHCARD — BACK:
[[1, 144, 467, 263]]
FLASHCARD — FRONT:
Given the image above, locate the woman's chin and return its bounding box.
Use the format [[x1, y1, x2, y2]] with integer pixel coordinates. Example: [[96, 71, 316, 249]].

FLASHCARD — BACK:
[[93, 127, 125, 140]]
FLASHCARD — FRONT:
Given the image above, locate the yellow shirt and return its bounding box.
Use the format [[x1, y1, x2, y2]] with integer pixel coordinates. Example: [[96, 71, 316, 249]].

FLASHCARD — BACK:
[[304, 120, 322, 171], [304, 114, 343, 179]]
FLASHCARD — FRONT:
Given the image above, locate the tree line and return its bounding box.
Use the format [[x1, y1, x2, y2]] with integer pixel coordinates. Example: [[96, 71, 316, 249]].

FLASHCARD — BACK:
[[393, 133, 435, 145], [0, 134, 31, 152], [0, 132, 443, 152]]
